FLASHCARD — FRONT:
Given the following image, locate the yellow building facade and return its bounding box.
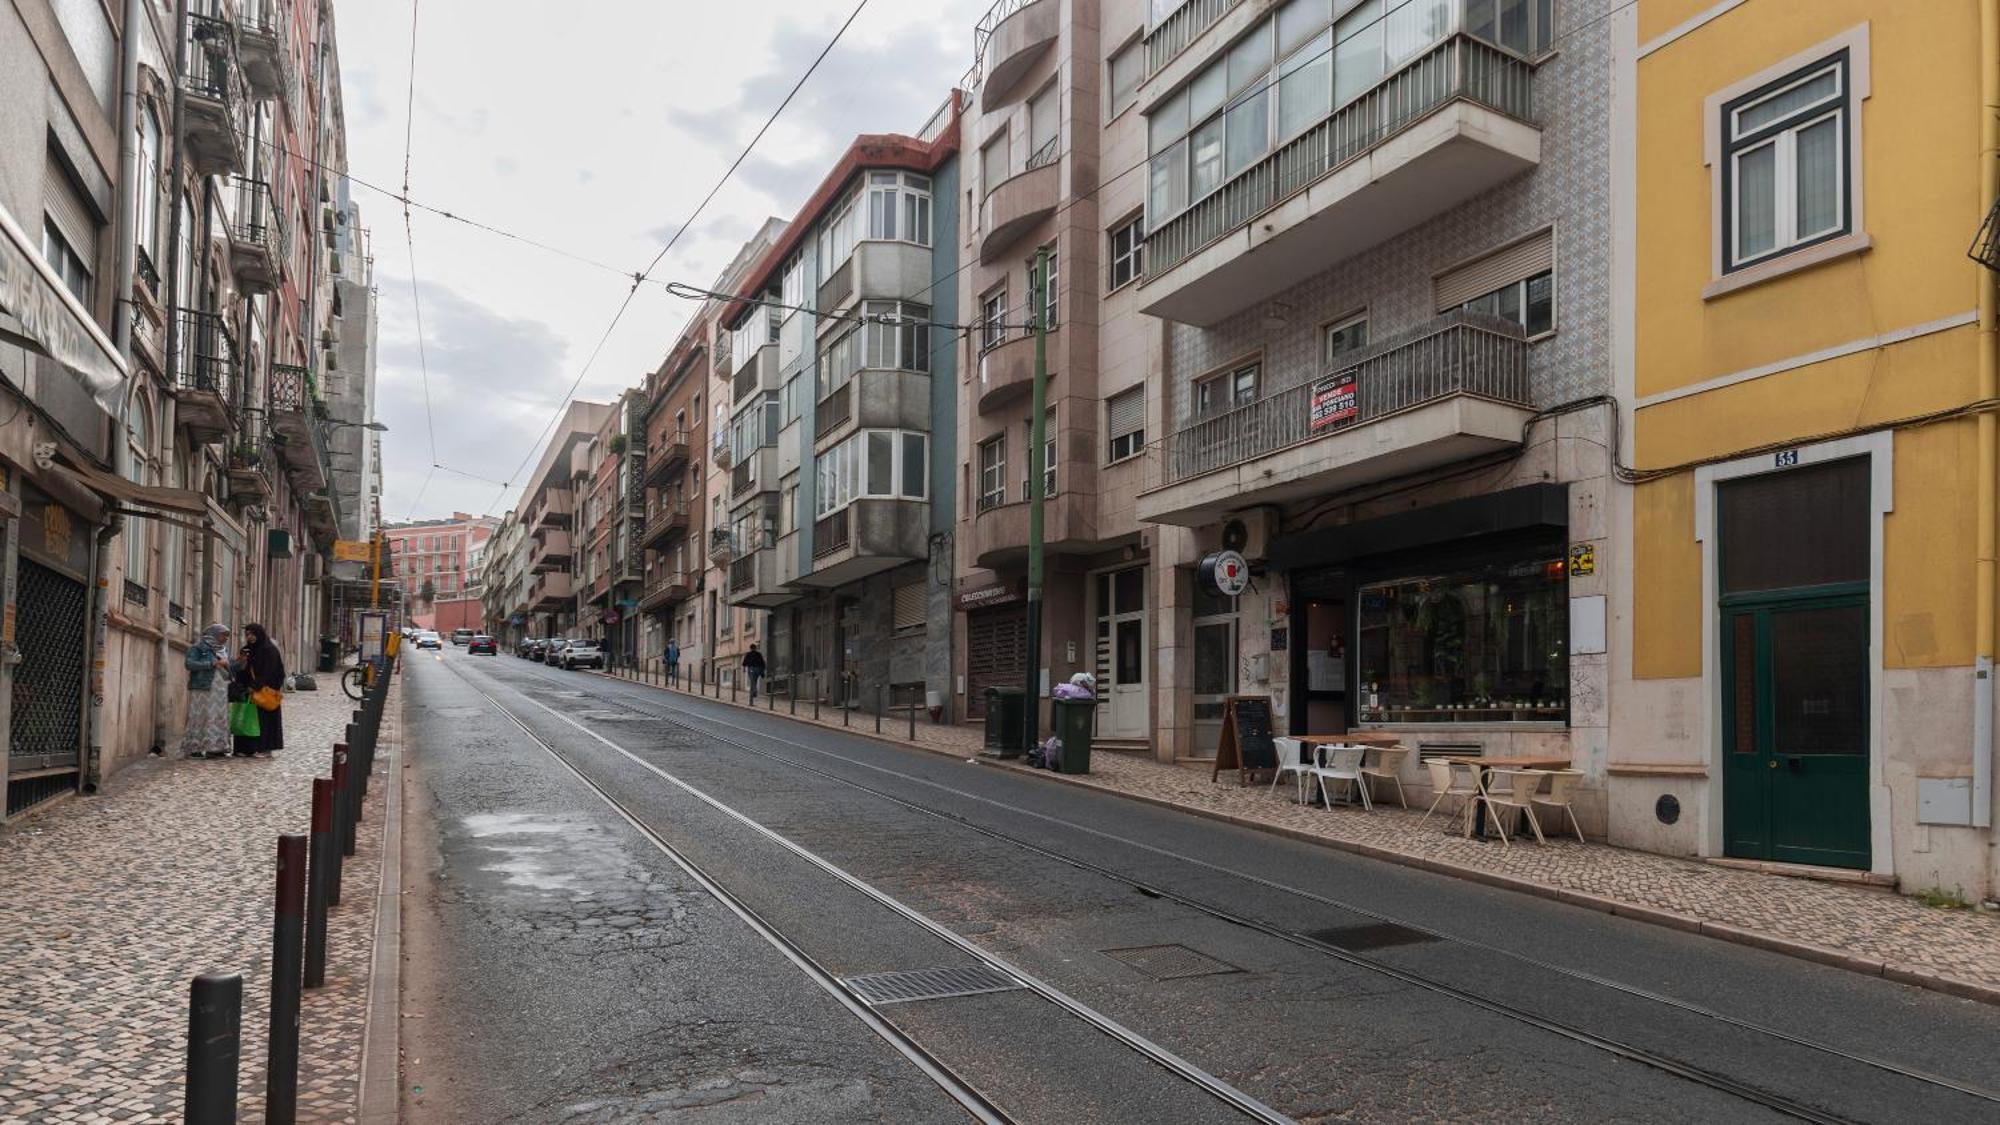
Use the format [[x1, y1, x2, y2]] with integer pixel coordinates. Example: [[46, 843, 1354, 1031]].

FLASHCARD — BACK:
[[1613, 0, 1997, 898]]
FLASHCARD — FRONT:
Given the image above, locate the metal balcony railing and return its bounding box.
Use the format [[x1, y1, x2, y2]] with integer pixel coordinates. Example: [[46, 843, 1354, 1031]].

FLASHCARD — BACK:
[[812, 508, 851, 559], [728, 554, 757, 592], [1152, 313, 1530, 489], [1145, 35, 1536, 278], [732, 352, 759, 404], [269, 362, 309, 413], [815, 384, 852, 434], [183, 13, 238, 103], [228, 176, 288, 259], [170, 308, 238, 399], [1145, 0, 1240, 74], [731, 459, 760, 499], [973, 0, 1035, 68], [1025, 134, 1059, 171]]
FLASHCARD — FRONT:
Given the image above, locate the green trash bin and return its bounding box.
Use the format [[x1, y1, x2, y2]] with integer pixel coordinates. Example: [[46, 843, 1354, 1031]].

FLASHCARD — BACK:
[[983, 688, 1025, 755], [1049, 698, 1094, 774]]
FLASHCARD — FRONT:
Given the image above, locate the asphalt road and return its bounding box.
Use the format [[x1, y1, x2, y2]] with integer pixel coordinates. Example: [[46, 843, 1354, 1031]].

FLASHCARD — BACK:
[[399, 647, 2000, 1123]]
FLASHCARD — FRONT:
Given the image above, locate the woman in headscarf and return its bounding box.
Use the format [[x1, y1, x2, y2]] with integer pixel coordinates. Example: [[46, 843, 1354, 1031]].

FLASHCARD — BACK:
[[232, 623, 286, 758], [179, 624, 232, 759]]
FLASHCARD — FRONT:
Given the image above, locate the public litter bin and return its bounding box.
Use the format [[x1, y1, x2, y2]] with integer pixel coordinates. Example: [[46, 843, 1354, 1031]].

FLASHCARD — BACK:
[[1049, 698, 1094, 774], [983, 688, 1025, 755], [317, 637, 338, 673]]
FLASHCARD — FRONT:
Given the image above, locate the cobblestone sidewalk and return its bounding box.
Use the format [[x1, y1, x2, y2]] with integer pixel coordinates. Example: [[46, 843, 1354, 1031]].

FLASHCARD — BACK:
[[605, 668, 2000, 1003], [0, 674, 395, 1123]]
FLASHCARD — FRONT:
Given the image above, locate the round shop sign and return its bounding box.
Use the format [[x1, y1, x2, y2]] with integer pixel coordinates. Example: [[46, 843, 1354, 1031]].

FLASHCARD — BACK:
[[1200, 550, 1250, 597]]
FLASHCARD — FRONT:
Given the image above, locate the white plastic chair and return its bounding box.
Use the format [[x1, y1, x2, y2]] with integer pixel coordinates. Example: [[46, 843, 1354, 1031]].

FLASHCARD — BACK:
[[1269, 737, 1312, 804], [1530, 769, 1587, 843], [1359, 745, 1410, 808], [1420, 758, 1478, 832], [1313, 745, 1372, 810], [1479, 769, 1549, 846]]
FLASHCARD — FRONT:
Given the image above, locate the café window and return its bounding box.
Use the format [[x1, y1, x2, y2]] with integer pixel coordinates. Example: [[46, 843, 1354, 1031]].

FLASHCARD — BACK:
[[1355, 552, 1569, 724]]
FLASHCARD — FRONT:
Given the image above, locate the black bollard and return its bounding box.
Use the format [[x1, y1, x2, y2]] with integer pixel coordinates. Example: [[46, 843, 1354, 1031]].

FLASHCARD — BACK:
[[768, 681, 775, 710], [185, 971, 242, 1125], [267, 834, 306, 1124], [876, 685, 883, 733], [334, 742, 358, 858], [305, 779, 333, 987], [813, 673, 821, 721], [909, 696, 916, 741]]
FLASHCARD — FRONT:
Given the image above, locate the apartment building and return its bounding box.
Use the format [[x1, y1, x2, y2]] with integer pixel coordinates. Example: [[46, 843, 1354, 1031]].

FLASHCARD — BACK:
[[0, 0, 372, 817], [1614, 0, 1998, 896], [384, 511, 495, 625], [572, 389, 644, 661], [495, 400, 612, 641], [480, 509, 531, 646], [713, 104, 963, 708], [634, 300, 725, 672]]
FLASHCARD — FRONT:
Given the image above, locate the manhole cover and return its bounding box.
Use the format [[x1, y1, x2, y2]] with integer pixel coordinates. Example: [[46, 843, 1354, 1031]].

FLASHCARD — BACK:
[[1305, 922, 1439, 951], [842, 965, 1022, 1006], [1101, 944, 1240, 980]]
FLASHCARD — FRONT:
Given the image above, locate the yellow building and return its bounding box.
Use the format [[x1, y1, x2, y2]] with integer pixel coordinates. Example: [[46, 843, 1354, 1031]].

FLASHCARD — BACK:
[[1613, 0, 1998, 898]]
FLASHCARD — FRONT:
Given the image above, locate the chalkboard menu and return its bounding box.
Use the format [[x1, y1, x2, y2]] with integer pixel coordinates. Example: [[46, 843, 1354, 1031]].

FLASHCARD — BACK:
[[1212, 695, 1277, 785]]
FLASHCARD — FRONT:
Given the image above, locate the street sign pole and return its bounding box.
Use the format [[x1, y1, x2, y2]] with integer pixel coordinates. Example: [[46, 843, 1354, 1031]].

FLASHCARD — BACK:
[[1022, 246, 1050, 757]]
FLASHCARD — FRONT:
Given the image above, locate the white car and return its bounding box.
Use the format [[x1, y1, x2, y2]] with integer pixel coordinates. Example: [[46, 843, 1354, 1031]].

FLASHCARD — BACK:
[[415, 631, 442, 650]]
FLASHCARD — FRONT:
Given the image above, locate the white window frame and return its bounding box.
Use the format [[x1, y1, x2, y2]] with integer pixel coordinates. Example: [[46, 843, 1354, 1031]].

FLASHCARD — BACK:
[[980, 287, 1009, 352], [1107, 386, 1146, 464], [1702, 25, 1871, 299], [1458, 269, 1555, 338], [1323, 311, 1369, 366], [866, 171, 933, 247], [1194, 361, 1259, 418], [977, 435, 1007, 511], [1108, 214, 1145, 292], [1023, 408, 1056, 499], [1027, 248, 1058, 328], [814, 429, 928, 517], [1723, 63, 1845, 271]]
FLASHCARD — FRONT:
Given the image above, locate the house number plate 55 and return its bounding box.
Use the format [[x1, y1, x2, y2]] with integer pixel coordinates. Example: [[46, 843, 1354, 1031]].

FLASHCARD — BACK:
[[1774, 449, 1800, 468]]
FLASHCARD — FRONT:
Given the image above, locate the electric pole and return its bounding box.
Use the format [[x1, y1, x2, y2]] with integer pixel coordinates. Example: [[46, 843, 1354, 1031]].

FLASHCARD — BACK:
[[1021, 246, 1050, 757]]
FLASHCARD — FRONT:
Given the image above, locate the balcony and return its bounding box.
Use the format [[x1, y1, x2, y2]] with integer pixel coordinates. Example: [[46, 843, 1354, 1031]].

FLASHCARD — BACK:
[[529, 570, 574, 613], [795, 499, 927, 589], [235, 0, 292, 104], [226, 177, 287, 293], [815, 384, 852, 435], [1145, 0, 1241, 76], [970, 492, 1096, 570], [1140, 34, 1539, 327], [708, 527, 736, 564], [644, 429, 690, 486], [731, 446, 776, 501], [530, 528, 573, 572], [975, 0, 1057, 108], [529, 489, 574, 532], [180, 14, 246, 176], [732, 343, 777, 405], [268, 362, 316, 452], [1136, 314, 1533, 527], [640, 500, 689, 549], [815, 241, 934, 319], [169, 308, 237, 438], [223, 408, 274, 504], [975, 331, 1042, 414], [275, 414, 328, 493], [727, 545, 799, 609], [815, 369, 932, 448], [638, 567, 694, 612], [979, 147, 1058, 264]]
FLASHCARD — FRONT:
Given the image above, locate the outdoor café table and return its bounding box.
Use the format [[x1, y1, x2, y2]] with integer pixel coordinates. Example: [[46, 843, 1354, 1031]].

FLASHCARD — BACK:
[[1443, 755, 1572, 838]]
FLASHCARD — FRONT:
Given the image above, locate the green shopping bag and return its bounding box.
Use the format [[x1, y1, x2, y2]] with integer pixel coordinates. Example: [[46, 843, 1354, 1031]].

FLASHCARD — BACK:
[[228, 700, 262, 739]]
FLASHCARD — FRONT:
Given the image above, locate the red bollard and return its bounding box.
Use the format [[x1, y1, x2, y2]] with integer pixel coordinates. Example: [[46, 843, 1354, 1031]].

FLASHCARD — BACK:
[[305, 779, 334, 987], [266, 834, 305, 1123]]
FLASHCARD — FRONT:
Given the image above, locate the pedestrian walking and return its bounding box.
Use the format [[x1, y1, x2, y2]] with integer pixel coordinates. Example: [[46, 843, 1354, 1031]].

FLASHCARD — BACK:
[[742, 643, 766, 703], [665, 638, 680, 687], [179, 624, 232, 759], [232, 623, 286, 758]]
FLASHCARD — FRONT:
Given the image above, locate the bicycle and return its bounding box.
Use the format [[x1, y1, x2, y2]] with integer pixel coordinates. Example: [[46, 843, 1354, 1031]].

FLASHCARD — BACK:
[[341, 663, 368, 700]]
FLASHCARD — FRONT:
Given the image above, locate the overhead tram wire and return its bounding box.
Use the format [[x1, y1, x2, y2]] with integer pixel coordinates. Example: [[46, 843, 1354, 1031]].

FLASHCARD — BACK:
[[489, 0, 876, 517], [398, 0, 438, 465]]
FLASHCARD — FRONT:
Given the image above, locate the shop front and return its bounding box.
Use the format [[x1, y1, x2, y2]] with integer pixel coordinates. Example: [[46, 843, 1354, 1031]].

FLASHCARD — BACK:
[[1272, 485, 1573, 752]]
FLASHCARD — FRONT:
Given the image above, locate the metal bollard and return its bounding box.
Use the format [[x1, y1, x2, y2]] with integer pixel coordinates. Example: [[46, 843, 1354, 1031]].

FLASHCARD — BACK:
[[768, 681, 775, 710], [267, 834, 305, 1124], [813, 674, 820, 721], [185, 971, 242, 1125], [876, 685, 883, 733], [732, 677, 738, 704], [908, 697, 916, 741], [790, 683, 796, 716], [332, 743, 355, 865], [305, 779, 333, 988]]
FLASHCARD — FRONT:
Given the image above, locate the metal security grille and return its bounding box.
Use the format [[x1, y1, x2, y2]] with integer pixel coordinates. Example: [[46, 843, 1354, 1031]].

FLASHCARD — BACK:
[[965, 606, 1026, 718], [9, 559, 88, 796], [841, 965, 1021, 1006], [1101, 944, 1240, 981]]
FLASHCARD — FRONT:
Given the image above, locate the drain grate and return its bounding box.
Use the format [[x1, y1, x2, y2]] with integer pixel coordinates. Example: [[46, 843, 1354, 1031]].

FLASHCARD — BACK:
[[842, 965, 1022, 1006], [1305, 922, 1439, 951], [1101, 944, 1241, 981]]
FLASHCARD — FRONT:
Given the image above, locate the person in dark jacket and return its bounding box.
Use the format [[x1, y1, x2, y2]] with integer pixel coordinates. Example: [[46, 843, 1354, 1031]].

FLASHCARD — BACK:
[[232, 623, 286, 758], [742, 644, 766, 702], [665, 638, 680, 687], [180, 624, 232, 759]]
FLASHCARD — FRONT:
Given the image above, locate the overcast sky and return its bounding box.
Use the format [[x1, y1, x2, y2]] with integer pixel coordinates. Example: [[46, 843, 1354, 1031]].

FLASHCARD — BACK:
[[334, 0, 978, 523]]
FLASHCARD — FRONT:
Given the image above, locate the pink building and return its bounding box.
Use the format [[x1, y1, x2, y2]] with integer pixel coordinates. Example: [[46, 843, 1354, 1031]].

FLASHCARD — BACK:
[[384, 512, 495, 626]]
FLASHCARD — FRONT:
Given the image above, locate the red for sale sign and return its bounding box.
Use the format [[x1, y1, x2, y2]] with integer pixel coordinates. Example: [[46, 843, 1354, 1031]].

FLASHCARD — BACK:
[[1309, 371, 1357, 430]]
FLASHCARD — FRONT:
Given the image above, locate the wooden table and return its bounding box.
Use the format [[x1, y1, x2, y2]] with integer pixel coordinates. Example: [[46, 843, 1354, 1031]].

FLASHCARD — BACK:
[[1441, 755, 1572, 837], [1300, 733, 1405, 748]]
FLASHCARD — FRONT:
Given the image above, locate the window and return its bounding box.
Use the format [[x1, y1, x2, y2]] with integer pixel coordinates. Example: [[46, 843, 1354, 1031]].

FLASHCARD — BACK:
[[1028, 85, 1059, 167], [981, 132, 1011, 197], [43, 153, 98, 307], [782, 373, 806, 425], [1459, 269, 1553, 336], [900, 433, 927, 500], [1324, 313, 1368, 365], [892, 578, 926, 633], [1108, 215, 1145, 291], [1195, 362, 1259, 417], [863, 300, 932, 373], [1107, 387, 1145, 463], [137, 106, 162, 275], [42, 219, 91, 303], [781, 257, 803, 315], [815, 430, 927, 516], [124, 400, 153, 593], [1464, 0, 1553, 56], [1108, 40, 1144, 118], [866, 172, 932, 246], [1435, 229, 1555, 336], [1023, 409, 1056, 498], [823, 325, 861, 394], [977, 436, 1007, 511], [816, 196, 859, 274], [1722, 55, 1849, 272], [980, 287, 1008, 351], [1027, 249, 1058, 328]]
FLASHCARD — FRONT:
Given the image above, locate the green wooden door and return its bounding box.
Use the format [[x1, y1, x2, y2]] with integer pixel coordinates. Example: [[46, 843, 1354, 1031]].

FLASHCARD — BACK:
[[1722, 590, 1870, 869]]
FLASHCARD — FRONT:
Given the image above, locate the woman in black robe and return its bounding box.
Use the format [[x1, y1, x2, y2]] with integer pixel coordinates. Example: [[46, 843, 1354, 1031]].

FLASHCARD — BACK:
[[232, 622, 286, 757]]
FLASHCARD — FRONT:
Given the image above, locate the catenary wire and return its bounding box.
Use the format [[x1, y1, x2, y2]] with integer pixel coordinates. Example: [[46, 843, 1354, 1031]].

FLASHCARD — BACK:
[[397, 0, 439, 464]]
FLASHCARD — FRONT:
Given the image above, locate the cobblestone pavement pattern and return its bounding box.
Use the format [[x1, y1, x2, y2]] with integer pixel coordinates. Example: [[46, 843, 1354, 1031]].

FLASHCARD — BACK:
[[0, 674, 392, 1123], [604, 667, 1999, 997]]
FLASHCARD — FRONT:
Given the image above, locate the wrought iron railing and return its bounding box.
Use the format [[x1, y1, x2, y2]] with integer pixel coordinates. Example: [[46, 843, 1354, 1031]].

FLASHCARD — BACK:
[[269, 362, 308, 412], [183, 12, 238, 102], [815, 384, 852, 434], [1025, 134, 1059, 171], [1146, 35, 1536, 277], [812, 508, 851, 559], [731, 458, 764, 499], [1145, 0, 1240, 74], [170, 308, 237, 399], [229, 176, 288, 259], [642, 501, 688, 546], [973, 0, 1036, 72], [1152, 313, 1530, 489]]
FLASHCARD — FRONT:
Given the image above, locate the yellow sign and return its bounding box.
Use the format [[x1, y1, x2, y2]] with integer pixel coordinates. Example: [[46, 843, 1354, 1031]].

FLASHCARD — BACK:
[[334, 539, 374, 562], [1568, 542, 1596, 577]]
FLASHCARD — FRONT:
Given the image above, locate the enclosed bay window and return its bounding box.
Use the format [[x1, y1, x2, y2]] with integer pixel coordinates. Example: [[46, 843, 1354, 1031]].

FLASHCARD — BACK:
[[866, 172, 932, 246], [862, 300, 932, 372], [816, 196, 859, 274], [814, 429, 929, 517], [1723, 54, 1849, 271]]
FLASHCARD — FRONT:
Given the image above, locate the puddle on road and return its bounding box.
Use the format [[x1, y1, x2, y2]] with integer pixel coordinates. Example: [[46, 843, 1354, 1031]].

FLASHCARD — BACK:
[[462, 812, 574, 837]]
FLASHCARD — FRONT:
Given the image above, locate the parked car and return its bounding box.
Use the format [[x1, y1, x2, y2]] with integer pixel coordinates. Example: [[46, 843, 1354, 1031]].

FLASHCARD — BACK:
[[468, 635, 497, 655], [415, 631, 442, 650], [543, 639, 570, 665], [450, 628, 474, 647], [515, 639, 534, 658], [561, 640, 604, 670]]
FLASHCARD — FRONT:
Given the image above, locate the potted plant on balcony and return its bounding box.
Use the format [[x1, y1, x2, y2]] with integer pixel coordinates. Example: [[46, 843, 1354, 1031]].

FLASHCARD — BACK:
[[608, 433, 628, 456]]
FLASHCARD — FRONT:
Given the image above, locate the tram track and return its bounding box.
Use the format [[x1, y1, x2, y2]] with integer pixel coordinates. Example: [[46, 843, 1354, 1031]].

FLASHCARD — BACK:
[[478, 656, 2000, 1123]]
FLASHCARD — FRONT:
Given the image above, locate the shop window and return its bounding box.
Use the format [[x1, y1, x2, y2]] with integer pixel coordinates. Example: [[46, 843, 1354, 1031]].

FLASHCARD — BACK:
[[1355, 553, 1569, 723]]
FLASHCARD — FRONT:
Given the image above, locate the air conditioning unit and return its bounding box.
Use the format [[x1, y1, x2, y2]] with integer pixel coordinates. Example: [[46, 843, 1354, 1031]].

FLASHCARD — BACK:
[[1211, 508, 1277, 561]]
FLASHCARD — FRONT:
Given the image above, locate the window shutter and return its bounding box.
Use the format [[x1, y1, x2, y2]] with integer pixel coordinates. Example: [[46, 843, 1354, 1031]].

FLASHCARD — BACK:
[[1108, 387, 1144, 436], [893, 580, 926, 631], [1434, 229, 1553, 311], [43, 154, 99, 263]]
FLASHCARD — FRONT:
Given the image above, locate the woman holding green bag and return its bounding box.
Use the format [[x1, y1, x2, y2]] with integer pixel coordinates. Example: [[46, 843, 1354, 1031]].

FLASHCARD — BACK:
[[231, 623, 286, 758]]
